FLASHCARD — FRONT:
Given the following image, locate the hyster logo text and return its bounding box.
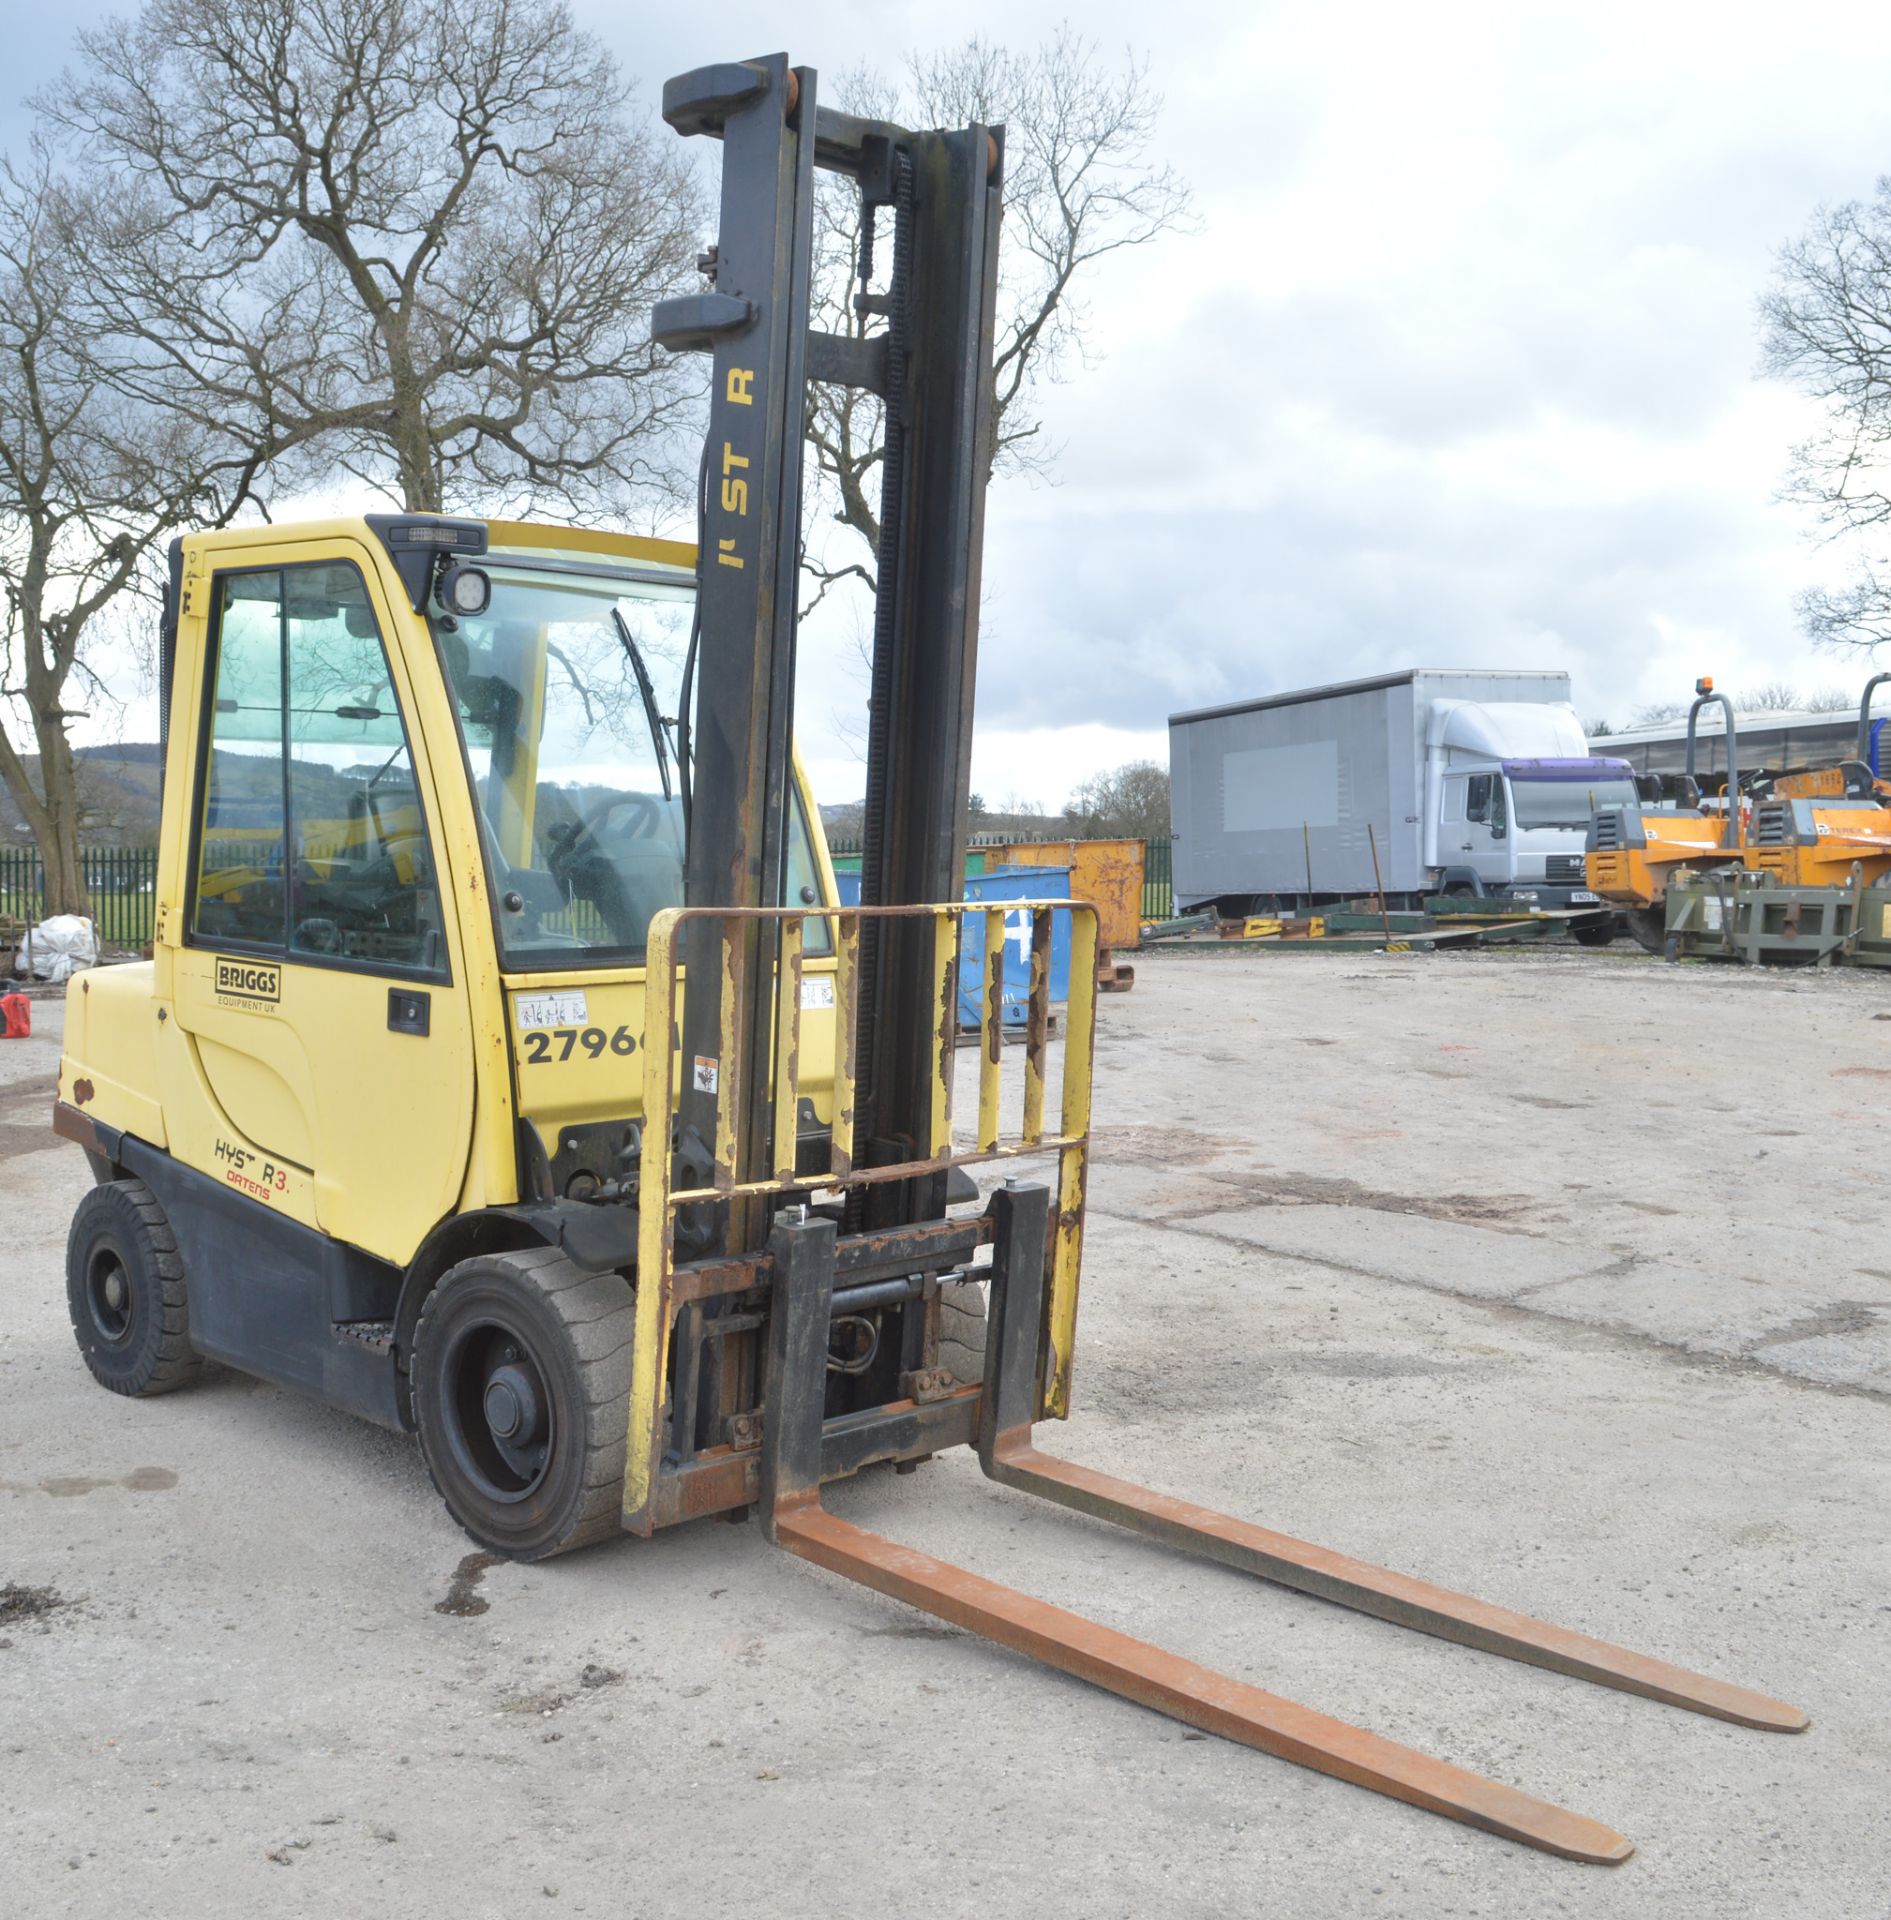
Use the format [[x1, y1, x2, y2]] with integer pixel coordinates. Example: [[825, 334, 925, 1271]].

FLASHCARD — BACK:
[[215, 958, 281, 1002]]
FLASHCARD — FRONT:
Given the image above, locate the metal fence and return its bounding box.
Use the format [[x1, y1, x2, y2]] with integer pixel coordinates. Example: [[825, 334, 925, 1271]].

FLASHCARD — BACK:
[[0, 845, 160, 950], [0, 832, 1180, 954], [1141, 836, 1172, 920]]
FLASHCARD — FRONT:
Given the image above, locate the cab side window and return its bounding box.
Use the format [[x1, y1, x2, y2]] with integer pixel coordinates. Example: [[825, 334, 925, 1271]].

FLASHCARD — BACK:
[[194, 578, 288, 947], [786, 791, 834, 957], [1465, 775, 1491, 825], [193, 564, 447, 975]]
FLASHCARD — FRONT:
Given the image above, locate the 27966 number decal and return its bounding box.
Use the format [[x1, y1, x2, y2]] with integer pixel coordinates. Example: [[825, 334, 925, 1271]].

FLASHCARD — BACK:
[[520, 1024, 637, 1065]]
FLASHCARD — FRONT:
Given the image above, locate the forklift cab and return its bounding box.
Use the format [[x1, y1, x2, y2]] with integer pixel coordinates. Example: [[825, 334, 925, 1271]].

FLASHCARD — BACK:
[[60, 514, 847, 1396], [187, 532, 692, 972]]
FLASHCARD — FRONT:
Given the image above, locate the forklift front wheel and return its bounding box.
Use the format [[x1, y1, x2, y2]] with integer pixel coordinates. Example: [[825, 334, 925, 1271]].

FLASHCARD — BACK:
[[65, 1179, 203, 1398], [412, 1248, 634, 1561], [938, 1278, 988, 1385]]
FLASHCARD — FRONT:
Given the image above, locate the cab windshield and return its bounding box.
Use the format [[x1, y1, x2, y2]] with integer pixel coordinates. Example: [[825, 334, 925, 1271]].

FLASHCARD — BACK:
[[1511, 775, 1639, 831], [432, 560, 829, 971], [432, 564, 691, 969]]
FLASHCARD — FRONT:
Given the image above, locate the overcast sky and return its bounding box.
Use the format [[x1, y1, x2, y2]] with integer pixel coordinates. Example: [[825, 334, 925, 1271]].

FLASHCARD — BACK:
[[7, 1, 1889, 811]]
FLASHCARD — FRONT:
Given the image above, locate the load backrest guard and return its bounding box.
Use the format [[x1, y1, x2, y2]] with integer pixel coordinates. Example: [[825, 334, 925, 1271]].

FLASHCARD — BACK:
[[623, 898, 1097, 1534]]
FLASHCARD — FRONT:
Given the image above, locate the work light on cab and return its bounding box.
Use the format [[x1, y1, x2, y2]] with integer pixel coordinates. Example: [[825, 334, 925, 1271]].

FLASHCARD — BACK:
[[436, 563, 491, 617]]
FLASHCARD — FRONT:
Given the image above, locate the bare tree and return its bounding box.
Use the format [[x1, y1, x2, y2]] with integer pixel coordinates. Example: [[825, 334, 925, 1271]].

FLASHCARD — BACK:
[[801, 30, 1193, 602], [1621, 686, 1855, 731], [1, 147, 259, 917], [1730, 682, 1855, 712], [47, 0, 705, 517], [1802, 685, 1860, 711], [1063, 759, 1169, 840], [1733, 679, 1812, 711], [1761, 183, 1891, 652]]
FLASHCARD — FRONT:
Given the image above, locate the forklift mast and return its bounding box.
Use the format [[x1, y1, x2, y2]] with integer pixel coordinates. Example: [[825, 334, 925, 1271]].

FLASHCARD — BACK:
[[652, 54, 1000, 1236]]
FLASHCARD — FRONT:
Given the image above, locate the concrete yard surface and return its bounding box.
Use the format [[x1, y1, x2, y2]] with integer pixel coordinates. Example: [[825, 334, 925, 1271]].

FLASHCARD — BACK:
[[2, 947, 1888, 1918]]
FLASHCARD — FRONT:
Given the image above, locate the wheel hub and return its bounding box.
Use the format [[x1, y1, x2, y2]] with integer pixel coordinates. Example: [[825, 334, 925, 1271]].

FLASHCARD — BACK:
[[441, 1321, 556, 1503], [483, 1363, 543, 1444], [86, 1250, 134, 1345]]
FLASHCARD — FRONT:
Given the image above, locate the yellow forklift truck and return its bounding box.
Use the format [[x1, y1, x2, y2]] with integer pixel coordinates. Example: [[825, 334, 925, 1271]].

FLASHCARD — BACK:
[[1586, 679, 1744, 947], [52, 53, 1804, 1863]]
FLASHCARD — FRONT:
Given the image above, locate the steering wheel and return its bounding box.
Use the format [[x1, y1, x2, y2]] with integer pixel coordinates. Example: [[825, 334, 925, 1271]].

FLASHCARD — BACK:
[[376, 826, 432, 884], [292, 916, 341, 954], [563, 792, 664, 856], [546, 792, 663, 887], [539, 794, 668, 948]]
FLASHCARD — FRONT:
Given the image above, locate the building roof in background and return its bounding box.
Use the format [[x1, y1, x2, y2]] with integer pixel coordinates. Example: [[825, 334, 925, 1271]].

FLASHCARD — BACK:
[[1600, 708, 1850, 745]]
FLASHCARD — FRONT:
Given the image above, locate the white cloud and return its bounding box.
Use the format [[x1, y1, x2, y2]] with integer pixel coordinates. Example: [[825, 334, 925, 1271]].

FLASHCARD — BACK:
[[17, 0, 1891, 810]]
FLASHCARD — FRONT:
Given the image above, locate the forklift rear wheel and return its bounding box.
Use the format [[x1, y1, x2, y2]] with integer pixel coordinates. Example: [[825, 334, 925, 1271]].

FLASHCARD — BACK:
[[412, 1248, 634, 1560], [65, 1179, 203, 1397]]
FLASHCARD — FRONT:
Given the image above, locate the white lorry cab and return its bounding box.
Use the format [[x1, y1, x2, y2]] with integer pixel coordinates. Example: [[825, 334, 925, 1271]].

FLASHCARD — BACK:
[[1426, 698, 1639, 905], [1170, 669, 1637, 915]]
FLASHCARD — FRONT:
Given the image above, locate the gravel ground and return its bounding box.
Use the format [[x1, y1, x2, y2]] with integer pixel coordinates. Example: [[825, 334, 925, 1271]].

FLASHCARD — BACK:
[[2, 945, 1887, 1918]]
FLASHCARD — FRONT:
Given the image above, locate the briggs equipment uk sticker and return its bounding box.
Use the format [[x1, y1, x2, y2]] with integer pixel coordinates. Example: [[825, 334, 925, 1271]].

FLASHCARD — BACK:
[[214, 956, 282, 1008]]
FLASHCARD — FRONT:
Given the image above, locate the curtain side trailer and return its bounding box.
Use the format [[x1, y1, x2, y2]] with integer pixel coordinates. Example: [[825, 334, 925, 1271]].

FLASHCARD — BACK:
[[1169, 668, 1635, 915]]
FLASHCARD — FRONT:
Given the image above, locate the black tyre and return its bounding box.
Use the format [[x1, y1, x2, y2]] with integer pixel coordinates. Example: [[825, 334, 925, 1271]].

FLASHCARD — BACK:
[[939, 1278, 988, 1385], [66, 1179, 202, 1397], [1628, 907, 1666, 952], [412, 1247, 634, 1561], [1571, 920, 1617, 947]]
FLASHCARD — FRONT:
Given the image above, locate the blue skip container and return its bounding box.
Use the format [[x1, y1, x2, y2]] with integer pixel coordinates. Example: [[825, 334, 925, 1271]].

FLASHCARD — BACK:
[[826, 866, 1073, 1029], [958, 866, 1072, 1030]]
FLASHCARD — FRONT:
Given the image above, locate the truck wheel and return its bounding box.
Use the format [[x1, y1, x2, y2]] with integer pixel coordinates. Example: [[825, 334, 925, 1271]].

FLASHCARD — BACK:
[[412, 1247, 633, 1561], [66, 1180, 202, 1397], [1628, 908, 1666, 952], [1571, 920, 1617, 947], [939, 1278, 987, 1385]]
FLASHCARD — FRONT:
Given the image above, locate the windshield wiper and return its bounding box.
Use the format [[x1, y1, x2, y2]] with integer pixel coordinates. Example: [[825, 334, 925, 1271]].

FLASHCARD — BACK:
[[610, 607, 673, 802]]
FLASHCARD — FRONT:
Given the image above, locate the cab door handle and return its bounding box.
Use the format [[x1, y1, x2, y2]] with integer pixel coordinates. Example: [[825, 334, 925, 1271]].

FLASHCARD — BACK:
[[388, 988, 430, 1036]]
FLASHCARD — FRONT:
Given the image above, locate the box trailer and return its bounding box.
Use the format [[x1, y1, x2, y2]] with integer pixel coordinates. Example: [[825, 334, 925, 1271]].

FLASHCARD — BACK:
[[1169, 669, 1636, 916]]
